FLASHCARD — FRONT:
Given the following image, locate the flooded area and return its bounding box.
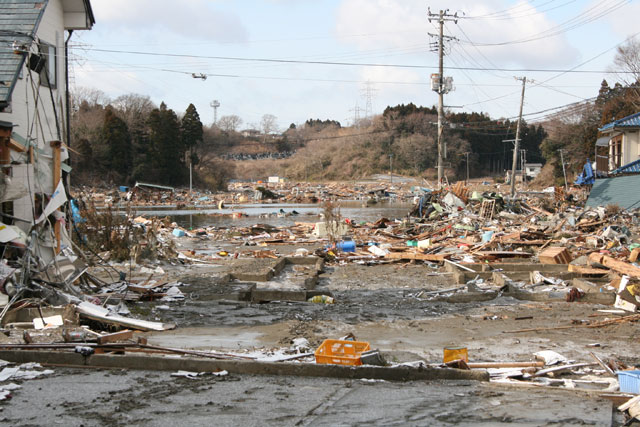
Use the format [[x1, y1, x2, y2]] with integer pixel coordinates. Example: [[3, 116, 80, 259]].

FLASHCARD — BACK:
[[125, 201, 412, 229]]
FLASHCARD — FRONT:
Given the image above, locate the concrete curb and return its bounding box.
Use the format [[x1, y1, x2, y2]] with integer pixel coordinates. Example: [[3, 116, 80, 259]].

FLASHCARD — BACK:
[[0, 350, 489, 382]]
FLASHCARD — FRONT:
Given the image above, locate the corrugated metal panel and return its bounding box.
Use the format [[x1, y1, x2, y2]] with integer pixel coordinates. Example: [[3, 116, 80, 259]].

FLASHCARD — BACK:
[[586, 175, 640, 210], [0, 0, 48, 105]]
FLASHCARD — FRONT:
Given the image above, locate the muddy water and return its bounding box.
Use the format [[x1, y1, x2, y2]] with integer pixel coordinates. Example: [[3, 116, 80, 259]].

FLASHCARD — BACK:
[[131, 201, 412, 228]]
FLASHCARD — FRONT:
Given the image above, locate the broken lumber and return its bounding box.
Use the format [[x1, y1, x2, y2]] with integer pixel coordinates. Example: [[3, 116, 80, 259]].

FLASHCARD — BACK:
[[385, 252, 449, 262], [466, 361, 544, 369], [567, 265, 609, 275], [539, 247, 572, 264], [97, 330, 134, 345], [589, 252, 640, 278], [630, 248, 640, 263]]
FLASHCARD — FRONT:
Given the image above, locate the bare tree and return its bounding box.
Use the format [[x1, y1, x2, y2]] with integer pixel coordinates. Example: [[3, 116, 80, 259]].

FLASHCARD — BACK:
[[71, 87, 110, 110], [260, 114, 278, 142], [218, 114, 243, 132], [111, 93, 156, 130], [613, 37, 640, 109]]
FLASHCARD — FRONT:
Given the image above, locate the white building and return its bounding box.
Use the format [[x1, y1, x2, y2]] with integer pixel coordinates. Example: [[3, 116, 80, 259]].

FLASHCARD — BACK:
[[0, 0, 94, 258]]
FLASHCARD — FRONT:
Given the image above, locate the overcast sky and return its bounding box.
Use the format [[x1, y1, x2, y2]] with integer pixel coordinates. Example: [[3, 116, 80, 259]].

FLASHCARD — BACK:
[[71, 0, 639, 130]]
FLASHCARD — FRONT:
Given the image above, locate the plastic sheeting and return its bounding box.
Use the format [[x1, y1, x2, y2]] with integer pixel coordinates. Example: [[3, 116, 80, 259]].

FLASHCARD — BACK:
[[574, 159, 595, 185]]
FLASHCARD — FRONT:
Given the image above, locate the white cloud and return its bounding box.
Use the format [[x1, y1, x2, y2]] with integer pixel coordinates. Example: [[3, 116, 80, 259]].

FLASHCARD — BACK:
[[597, 0, 640, 40], [90, 0, 248, 42], [335, 0, 580, 69], [72, 61, 165, 100]]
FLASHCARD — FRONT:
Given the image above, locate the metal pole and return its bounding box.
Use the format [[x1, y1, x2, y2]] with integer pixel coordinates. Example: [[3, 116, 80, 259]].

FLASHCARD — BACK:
[[510, 77, 526, 198], [437, 10, 444, 189], [389, 154, 393, 185]]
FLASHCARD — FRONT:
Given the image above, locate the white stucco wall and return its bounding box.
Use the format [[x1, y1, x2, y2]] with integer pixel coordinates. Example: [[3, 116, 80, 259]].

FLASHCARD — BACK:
[[0, 0, 66, 195], [624, 130, 640, 165]]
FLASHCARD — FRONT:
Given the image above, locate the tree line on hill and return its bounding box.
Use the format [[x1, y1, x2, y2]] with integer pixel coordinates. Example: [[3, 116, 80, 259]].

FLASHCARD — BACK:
[[70, 37, 640, 187]]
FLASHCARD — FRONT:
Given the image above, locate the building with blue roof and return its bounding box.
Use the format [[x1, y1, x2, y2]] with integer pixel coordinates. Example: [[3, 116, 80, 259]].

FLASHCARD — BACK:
[[597, 111, 640, 174]]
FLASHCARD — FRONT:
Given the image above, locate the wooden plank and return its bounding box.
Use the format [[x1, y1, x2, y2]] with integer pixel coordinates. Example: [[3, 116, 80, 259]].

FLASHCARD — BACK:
[[501, 240, 548, 246], [475, 251, 533, 258], [539, 247, 572, 264], [385, 252, 449, 262], [97, 330, 134, 345], [590, 253, 640, 278], [630, 248, 640, 263], [567, 264, 609, 275], [8, 138, 26, 152], [467, 361, 544, 369]]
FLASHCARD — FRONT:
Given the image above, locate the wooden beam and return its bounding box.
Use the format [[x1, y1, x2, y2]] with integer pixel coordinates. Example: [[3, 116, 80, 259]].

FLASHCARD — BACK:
[[589, 252, 640, 278], [8, 138, 26, 153], [385, 251, 450, 262], [0, 127, 11, 166], [567, 264, 609, 275], [96, 330, 134, 345]]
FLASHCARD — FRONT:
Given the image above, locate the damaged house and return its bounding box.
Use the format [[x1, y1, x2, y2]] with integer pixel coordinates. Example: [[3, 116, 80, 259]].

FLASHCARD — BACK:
[[596, 111, 640, 175], [0, 0, 94, 265]]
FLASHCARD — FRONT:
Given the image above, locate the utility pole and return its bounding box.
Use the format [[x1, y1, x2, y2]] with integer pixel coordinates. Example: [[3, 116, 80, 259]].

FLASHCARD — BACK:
[[428, 9, 458, 189], [464, 152, 470, 184], [510, 77, 526, 198], [559, 149, 568, 190], [389, 154, 393, 185]]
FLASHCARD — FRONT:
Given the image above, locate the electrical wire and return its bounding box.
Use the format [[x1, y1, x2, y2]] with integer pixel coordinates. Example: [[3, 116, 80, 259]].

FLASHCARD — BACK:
[[64, 46, 639, 74], [461, 0, 632, 46]]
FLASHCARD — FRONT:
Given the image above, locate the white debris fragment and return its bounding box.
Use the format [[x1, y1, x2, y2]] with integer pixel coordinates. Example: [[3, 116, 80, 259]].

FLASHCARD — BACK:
[[534, 350, 569, 366]]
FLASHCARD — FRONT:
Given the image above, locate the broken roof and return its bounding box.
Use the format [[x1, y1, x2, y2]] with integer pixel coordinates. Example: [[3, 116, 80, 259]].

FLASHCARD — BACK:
[[599, 111, 640, 133], [0, 0, 48, 109], [586, 175, 640, 210]]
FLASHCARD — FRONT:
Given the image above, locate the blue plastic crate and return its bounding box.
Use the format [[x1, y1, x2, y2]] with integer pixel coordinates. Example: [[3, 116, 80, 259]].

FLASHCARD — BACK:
[[617, 370, 640, 394]]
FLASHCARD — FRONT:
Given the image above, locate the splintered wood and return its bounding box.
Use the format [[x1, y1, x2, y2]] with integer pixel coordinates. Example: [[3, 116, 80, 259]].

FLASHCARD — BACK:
[[538, 247, 572, 264], [479, 199, 496, 219], [450, 181, 469, 203]]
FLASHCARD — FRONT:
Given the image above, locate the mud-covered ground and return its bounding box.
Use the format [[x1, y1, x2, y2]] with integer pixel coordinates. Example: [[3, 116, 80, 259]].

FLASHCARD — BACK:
[[15, 238, 640, 424], [0, 369, 622, 426]]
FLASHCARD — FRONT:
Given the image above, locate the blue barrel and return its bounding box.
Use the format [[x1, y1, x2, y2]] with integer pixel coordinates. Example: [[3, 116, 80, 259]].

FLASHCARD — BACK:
[[336, 240, 356, 252]]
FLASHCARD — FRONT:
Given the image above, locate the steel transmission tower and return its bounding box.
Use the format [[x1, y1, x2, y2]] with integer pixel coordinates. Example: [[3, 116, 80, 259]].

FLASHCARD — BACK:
[[361, 81, 377, 119], [210, 100, 220, 125]]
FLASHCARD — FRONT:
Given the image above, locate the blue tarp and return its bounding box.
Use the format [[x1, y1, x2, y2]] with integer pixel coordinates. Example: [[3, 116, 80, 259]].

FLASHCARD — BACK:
[[575, 159, 595, 185]]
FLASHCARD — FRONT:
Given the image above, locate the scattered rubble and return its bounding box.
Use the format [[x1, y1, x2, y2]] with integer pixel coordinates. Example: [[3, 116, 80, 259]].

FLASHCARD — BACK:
[[2, 177, 640, 422]]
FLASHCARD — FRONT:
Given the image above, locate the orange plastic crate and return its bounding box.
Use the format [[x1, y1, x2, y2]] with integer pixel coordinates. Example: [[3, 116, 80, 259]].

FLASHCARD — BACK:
[[314, 339, 371, 366]]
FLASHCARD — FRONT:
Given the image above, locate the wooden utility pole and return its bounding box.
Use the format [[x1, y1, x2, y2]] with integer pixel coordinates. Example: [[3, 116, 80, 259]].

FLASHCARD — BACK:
[[559, 149, 568, 190], [464, 152, 470, 184], [428, 9, 458, 189], [510, 77, 526, 198]]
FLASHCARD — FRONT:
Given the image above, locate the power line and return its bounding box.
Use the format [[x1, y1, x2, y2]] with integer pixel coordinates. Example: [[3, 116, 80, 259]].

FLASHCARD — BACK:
[[461, 0, 632, 46], [64, 46, 638, 74]]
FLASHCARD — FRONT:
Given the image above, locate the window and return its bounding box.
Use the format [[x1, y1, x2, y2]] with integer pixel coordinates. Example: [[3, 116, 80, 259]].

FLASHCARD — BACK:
[[39, 42, 56, 88]]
